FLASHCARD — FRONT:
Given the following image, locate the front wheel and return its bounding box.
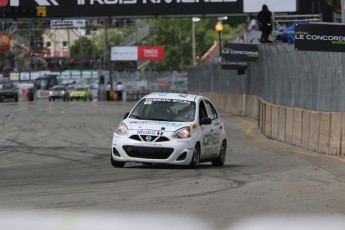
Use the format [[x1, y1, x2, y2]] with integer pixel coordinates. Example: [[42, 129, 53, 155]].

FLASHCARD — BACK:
[[212, 140, 227, 166], [111, 155, 126, 168], [189, 143, 200, 169]]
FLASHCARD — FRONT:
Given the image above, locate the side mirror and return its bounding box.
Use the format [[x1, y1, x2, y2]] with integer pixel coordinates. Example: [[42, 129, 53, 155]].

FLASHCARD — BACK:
[[124, 112, 130, 119], [201, 117, 212, 125]]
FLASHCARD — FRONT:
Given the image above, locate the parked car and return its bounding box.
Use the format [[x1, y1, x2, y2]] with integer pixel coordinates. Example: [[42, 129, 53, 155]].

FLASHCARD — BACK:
[[69, 85, 93, 101], [0, 82, 19, 102], [111, 92, 227, 168], [48, 85, 68, 101]]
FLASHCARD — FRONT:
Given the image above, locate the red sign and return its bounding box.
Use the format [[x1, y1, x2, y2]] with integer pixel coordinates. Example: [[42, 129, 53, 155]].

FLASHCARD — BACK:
[[0, 0, 8, 7], [138, 46, 164, 61]]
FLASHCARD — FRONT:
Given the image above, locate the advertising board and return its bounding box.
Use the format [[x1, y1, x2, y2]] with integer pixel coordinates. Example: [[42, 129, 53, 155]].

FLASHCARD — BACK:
[[295, 23, 345, 53], [222, 43, 259, 62], [1, 0, 243, 18]]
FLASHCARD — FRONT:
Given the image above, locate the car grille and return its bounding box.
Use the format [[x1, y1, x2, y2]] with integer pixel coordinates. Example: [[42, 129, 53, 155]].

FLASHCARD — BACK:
[[129, 135, 170, 142], [122, 145, 174, 159]]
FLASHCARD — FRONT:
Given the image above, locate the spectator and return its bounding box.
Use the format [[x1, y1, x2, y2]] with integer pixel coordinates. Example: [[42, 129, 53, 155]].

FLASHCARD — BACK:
[[106, 81, 111, 101], [257, 4, 273, 43], [246, 14, 259, 32], [116, 82, 124, 101]]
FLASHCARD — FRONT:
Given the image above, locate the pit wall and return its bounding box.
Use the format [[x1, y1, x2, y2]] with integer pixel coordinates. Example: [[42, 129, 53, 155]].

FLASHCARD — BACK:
[[196, 92, 344, 156]]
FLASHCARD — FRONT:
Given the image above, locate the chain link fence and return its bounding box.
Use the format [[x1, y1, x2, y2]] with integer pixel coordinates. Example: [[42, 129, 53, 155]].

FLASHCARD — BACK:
[[187, 44, 345, 112]]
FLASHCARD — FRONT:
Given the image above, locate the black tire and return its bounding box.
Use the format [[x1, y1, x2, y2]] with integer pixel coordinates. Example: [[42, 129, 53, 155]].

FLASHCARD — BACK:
[[111, 155, 126, 168], [84, 97, 87, 101], [70, 98, 73, 101], [189, 143, 200, 169], [53, 98, 55, 101], [63, 97, 66, 101], [48, 97, 51, 101], [15, 97, 18, 102], [212, 140, 227, 166]]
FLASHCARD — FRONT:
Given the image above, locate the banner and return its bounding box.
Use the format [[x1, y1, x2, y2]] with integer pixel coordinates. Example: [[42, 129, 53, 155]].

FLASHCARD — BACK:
[[111, 46, 138, 61], [222, 43, 259, 62], [221, 60, 247, 70], [111, 46, 165, 61], [138, 46, 164, 61], [1, 0, 242, 18], [50, 20, 87, 29], [295, 23, 345, 52]]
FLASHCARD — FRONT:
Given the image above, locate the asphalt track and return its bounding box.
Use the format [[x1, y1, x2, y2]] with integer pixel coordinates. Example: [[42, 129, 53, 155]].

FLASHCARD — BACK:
[[1, 100, 345, 229]]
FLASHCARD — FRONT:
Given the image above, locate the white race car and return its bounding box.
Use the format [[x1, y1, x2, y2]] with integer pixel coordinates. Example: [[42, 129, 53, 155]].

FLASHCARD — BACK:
[[111, 93, 227, 168]]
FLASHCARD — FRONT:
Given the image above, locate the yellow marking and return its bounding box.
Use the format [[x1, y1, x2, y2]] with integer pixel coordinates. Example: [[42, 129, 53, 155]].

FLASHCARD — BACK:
[[192, 123, 197, 129], [36, 6, 46, 17]]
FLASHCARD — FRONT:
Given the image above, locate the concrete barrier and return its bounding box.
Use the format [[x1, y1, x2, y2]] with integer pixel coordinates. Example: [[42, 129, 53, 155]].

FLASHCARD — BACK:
[[318, 112, 331, 154], [278, 106, 286, 142], [301, 110, 311, 150], [292, 109, 302, 147], [285, 107, 294, 145], [193, 92, 345, 156], [271, 105, 279, 140], [329, 113, 342, 155], [309, 112, 320, 152], [265, 103, 272, 137]]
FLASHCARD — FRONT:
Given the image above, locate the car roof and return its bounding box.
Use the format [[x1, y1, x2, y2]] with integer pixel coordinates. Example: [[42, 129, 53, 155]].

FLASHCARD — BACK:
[[143, 92, 202, 102]]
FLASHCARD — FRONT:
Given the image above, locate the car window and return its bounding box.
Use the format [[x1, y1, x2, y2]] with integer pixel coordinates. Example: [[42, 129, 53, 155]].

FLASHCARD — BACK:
[[130, 98, 196, 122], [199, 100, 208, 124], [205, 100, 218, 120]]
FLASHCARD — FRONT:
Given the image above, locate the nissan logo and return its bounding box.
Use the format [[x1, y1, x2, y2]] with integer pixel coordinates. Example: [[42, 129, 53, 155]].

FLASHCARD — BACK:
[[145, 136, 152, 142]]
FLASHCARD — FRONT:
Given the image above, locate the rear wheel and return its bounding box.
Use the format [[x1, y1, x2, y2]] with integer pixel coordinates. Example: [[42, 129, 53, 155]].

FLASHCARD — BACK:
[[111, 155, 126, 168], [48, 97, 51, 101], [189, 143, 200, 169], [212, 140, 227, 166]]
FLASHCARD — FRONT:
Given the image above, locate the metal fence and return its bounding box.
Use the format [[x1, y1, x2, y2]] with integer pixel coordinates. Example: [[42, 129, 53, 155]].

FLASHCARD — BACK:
[[187, 44, 345, 112]]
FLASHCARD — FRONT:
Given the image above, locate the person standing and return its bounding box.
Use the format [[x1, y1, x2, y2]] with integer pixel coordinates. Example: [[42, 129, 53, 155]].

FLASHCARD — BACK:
[[257, 4, 273, 43], [116, 82, 124, 101], [106, 81, 111, 101]]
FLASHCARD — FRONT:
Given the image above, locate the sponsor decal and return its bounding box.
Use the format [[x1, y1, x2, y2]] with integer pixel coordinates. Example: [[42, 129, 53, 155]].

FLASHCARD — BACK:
[[203, 132, 220, 146], [137, 130, 157, 135], [130, 120, 182, 127], [295, 23, 345, 52], [144, 98, 191, 104], [204, 146, 219, 154]]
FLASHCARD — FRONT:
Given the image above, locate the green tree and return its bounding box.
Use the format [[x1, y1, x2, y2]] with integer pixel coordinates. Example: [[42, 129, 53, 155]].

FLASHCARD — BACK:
[[140, 17, 245, 71]]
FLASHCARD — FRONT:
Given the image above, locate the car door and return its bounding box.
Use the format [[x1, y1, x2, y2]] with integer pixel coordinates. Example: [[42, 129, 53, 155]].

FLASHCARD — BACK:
[[199, 100, 213, 160], [203, 100, 222, 158]]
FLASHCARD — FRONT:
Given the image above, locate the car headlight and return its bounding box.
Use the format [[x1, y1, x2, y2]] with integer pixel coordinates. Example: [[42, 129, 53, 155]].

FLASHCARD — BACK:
[[115, 122, 129, 135], [49, 91, 52, 95], [61, 91, 65, 94], [172, 126, 190, 139]]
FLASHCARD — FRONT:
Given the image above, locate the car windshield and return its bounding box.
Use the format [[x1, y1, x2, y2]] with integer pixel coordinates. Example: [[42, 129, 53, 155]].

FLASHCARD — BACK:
[[52, 87, 64, 91], [129, 98, 196, 122], [75, 87, 85, 91], [2, 84, 15, 89]]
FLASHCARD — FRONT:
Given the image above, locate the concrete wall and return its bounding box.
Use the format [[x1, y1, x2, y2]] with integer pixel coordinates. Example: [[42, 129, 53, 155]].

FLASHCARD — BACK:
[[196, 92, 345, 156]]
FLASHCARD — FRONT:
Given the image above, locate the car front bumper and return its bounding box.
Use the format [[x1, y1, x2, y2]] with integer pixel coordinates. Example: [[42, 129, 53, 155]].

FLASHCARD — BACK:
[[111, 132, 196, 165]]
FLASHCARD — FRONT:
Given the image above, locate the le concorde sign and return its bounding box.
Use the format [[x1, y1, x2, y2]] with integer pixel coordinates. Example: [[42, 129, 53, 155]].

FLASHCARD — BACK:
[[295, 23, 345, 52], [1, 0, 243, 18]]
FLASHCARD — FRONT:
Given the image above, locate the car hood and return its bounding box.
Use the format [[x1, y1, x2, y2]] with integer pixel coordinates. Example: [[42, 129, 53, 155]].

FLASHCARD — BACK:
[[124, 119, 191, 132]]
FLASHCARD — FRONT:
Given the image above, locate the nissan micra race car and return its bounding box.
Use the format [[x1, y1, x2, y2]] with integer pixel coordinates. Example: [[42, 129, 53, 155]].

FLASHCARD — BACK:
[[111, 93, 227, 168]]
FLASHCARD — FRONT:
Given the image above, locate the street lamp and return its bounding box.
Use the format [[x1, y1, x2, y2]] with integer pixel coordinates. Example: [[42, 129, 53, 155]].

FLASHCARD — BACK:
[[192, 17, 200, 66], [215, 16, 227, 61]]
